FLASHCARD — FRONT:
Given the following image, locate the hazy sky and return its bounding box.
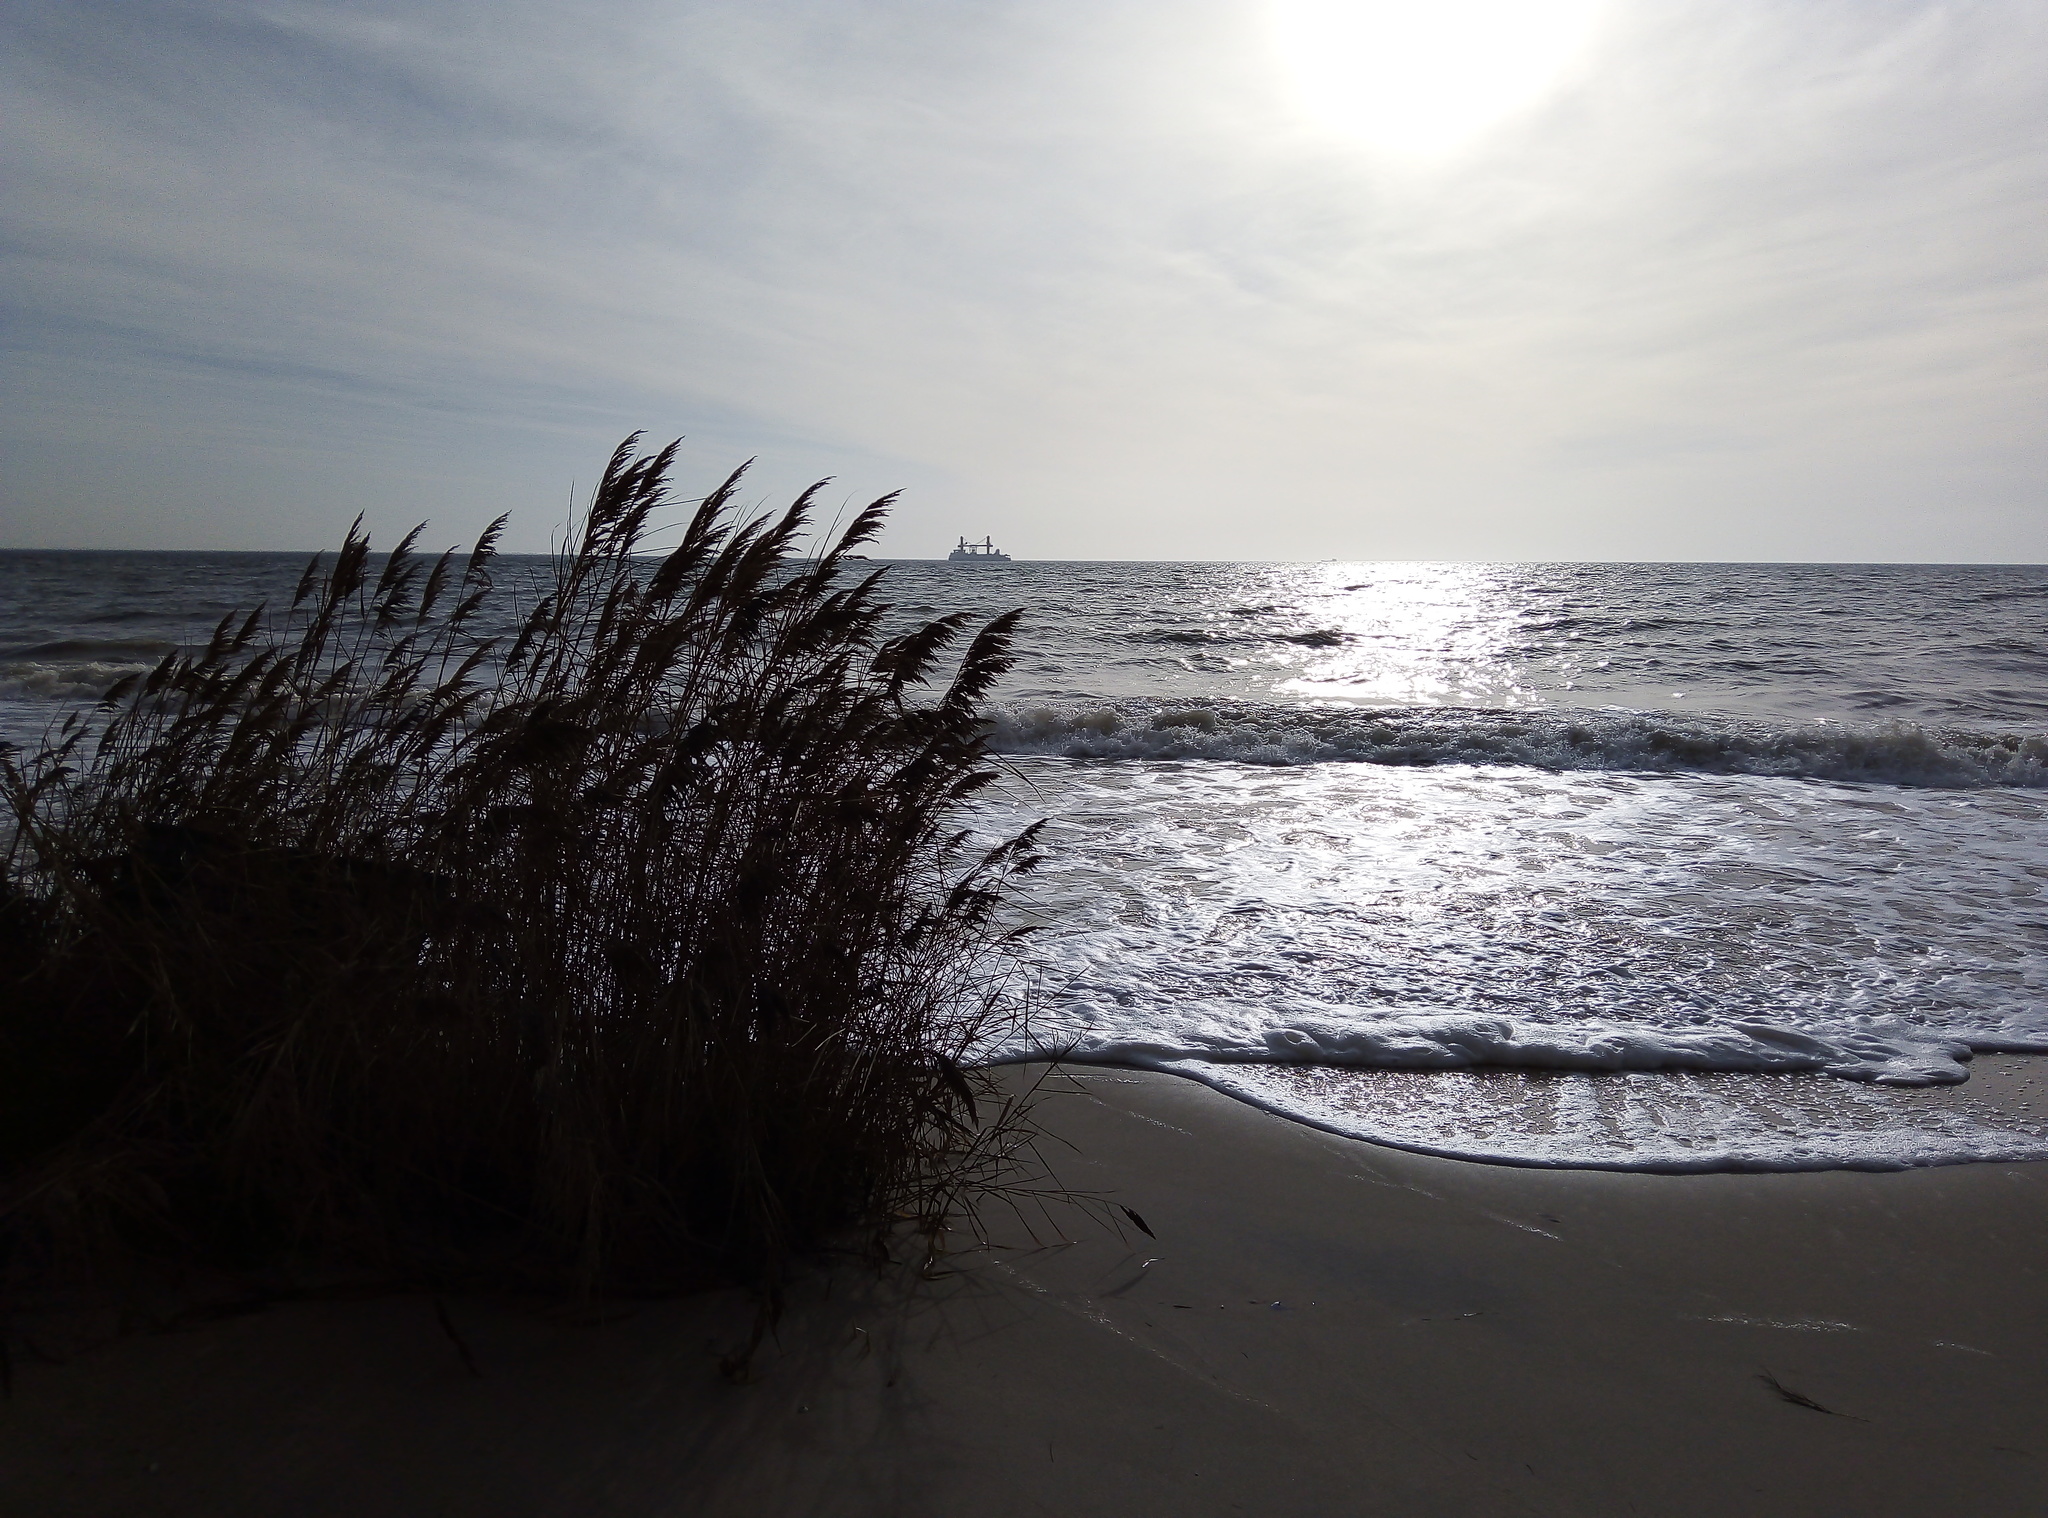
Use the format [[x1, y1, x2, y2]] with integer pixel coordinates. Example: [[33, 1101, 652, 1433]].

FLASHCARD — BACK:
[[4, 0, 2043, 559]]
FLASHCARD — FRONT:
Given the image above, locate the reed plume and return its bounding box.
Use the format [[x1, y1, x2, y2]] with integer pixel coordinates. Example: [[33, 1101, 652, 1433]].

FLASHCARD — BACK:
[[0, 436, 1043, 1298]]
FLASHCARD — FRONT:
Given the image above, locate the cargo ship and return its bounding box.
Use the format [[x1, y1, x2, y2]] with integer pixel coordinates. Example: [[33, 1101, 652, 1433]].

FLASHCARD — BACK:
[[947, 536, 1011, 563]]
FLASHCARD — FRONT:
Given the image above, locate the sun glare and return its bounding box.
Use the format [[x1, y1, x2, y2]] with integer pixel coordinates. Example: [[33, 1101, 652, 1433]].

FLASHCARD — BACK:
[[1269, 0, 1605, 156]]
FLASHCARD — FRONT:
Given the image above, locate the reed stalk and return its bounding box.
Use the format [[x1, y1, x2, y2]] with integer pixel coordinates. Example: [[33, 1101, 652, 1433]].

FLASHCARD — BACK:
[[0, 436, 1044, 1299]]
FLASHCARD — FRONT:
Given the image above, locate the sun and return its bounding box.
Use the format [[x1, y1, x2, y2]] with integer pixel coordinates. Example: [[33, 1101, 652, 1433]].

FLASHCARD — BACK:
[[1269, 0, 1605, 156]]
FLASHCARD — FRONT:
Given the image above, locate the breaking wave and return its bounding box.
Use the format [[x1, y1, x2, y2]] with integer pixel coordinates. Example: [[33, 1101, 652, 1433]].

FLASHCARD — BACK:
[[987, 700, 2048, 788], [989, 1000, 2048, 1088]]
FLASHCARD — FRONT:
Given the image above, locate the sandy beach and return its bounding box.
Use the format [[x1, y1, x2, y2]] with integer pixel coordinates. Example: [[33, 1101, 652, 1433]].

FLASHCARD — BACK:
[[5, 1061, 2044, 1516]]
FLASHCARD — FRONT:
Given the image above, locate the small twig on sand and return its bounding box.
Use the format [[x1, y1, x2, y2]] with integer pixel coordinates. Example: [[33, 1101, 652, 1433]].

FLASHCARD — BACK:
[[1758, 1370, 1865, 1421]]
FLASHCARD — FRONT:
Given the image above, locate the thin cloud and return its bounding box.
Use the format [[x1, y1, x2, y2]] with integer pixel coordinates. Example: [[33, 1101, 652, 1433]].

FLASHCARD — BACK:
[[2, 0, 2042, 558]]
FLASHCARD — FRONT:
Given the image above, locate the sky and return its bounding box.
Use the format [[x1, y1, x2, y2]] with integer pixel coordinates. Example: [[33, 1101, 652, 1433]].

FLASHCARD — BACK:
[[2, 0, 2043, 560]]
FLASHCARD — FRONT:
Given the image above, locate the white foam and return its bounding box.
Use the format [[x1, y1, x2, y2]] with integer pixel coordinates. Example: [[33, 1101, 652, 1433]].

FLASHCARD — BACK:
[[972, 756, 2048, 1169], [0, 658, 153, 705], [1173, 1064, 2048, 1173]]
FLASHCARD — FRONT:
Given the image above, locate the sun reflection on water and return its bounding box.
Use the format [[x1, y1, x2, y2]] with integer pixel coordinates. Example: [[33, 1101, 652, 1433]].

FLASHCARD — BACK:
[[1254, 563, 1563, 707]]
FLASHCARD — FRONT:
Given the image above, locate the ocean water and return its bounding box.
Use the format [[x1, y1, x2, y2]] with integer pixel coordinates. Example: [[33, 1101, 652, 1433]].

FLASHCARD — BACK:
[[5, 552, 2046, 1171]]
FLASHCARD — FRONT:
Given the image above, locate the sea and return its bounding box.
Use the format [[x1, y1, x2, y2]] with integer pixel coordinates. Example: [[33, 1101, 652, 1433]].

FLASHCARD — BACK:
[[5, 552, 2046, 1173]]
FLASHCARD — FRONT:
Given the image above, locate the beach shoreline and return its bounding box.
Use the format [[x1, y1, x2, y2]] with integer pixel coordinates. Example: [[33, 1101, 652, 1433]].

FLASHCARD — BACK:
[[5, 1064, 2044, 1516]]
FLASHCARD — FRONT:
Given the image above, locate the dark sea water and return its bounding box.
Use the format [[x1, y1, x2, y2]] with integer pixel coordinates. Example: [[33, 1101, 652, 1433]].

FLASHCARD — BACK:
[[5, 552, 2046, 1171]]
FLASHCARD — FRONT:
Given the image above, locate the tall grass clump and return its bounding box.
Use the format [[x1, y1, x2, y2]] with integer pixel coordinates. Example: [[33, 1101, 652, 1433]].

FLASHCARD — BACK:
[[0, 437, 1044, 1299]]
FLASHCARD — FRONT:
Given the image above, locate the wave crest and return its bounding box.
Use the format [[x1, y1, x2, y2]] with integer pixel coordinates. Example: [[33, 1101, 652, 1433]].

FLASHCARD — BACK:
[[985, 700, 2048, 788]]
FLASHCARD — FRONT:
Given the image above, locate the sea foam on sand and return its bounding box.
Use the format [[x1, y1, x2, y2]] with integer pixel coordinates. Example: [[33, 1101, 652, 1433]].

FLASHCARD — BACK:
[[975, 755, 2048, 1170]]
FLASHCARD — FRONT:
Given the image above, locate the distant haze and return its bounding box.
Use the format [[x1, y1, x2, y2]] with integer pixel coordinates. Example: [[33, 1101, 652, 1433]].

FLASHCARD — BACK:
[[3, 0, 2043, 560]]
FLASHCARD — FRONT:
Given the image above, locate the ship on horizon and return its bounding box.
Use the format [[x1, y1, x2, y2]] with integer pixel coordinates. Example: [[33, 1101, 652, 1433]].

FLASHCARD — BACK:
[[947, 536, 1011, 563]]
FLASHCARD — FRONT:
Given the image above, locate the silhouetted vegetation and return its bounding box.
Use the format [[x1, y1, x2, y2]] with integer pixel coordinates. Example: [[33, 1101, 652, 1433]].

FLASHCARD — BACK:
[[0, 437, 1043, 1301]]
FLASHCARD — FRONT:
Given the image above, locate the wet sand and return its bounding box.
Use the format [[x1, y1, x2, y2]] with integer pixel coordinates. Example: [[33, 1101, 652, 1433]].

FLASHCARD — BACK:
[[4, 1064, 2044, 1516]]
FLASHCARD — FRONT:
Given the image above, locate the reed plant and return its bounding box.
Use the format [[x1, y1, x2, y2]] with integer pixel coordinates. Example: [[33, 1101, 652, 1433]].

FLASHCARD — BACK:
[[0, 437, 1044, 1300]]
